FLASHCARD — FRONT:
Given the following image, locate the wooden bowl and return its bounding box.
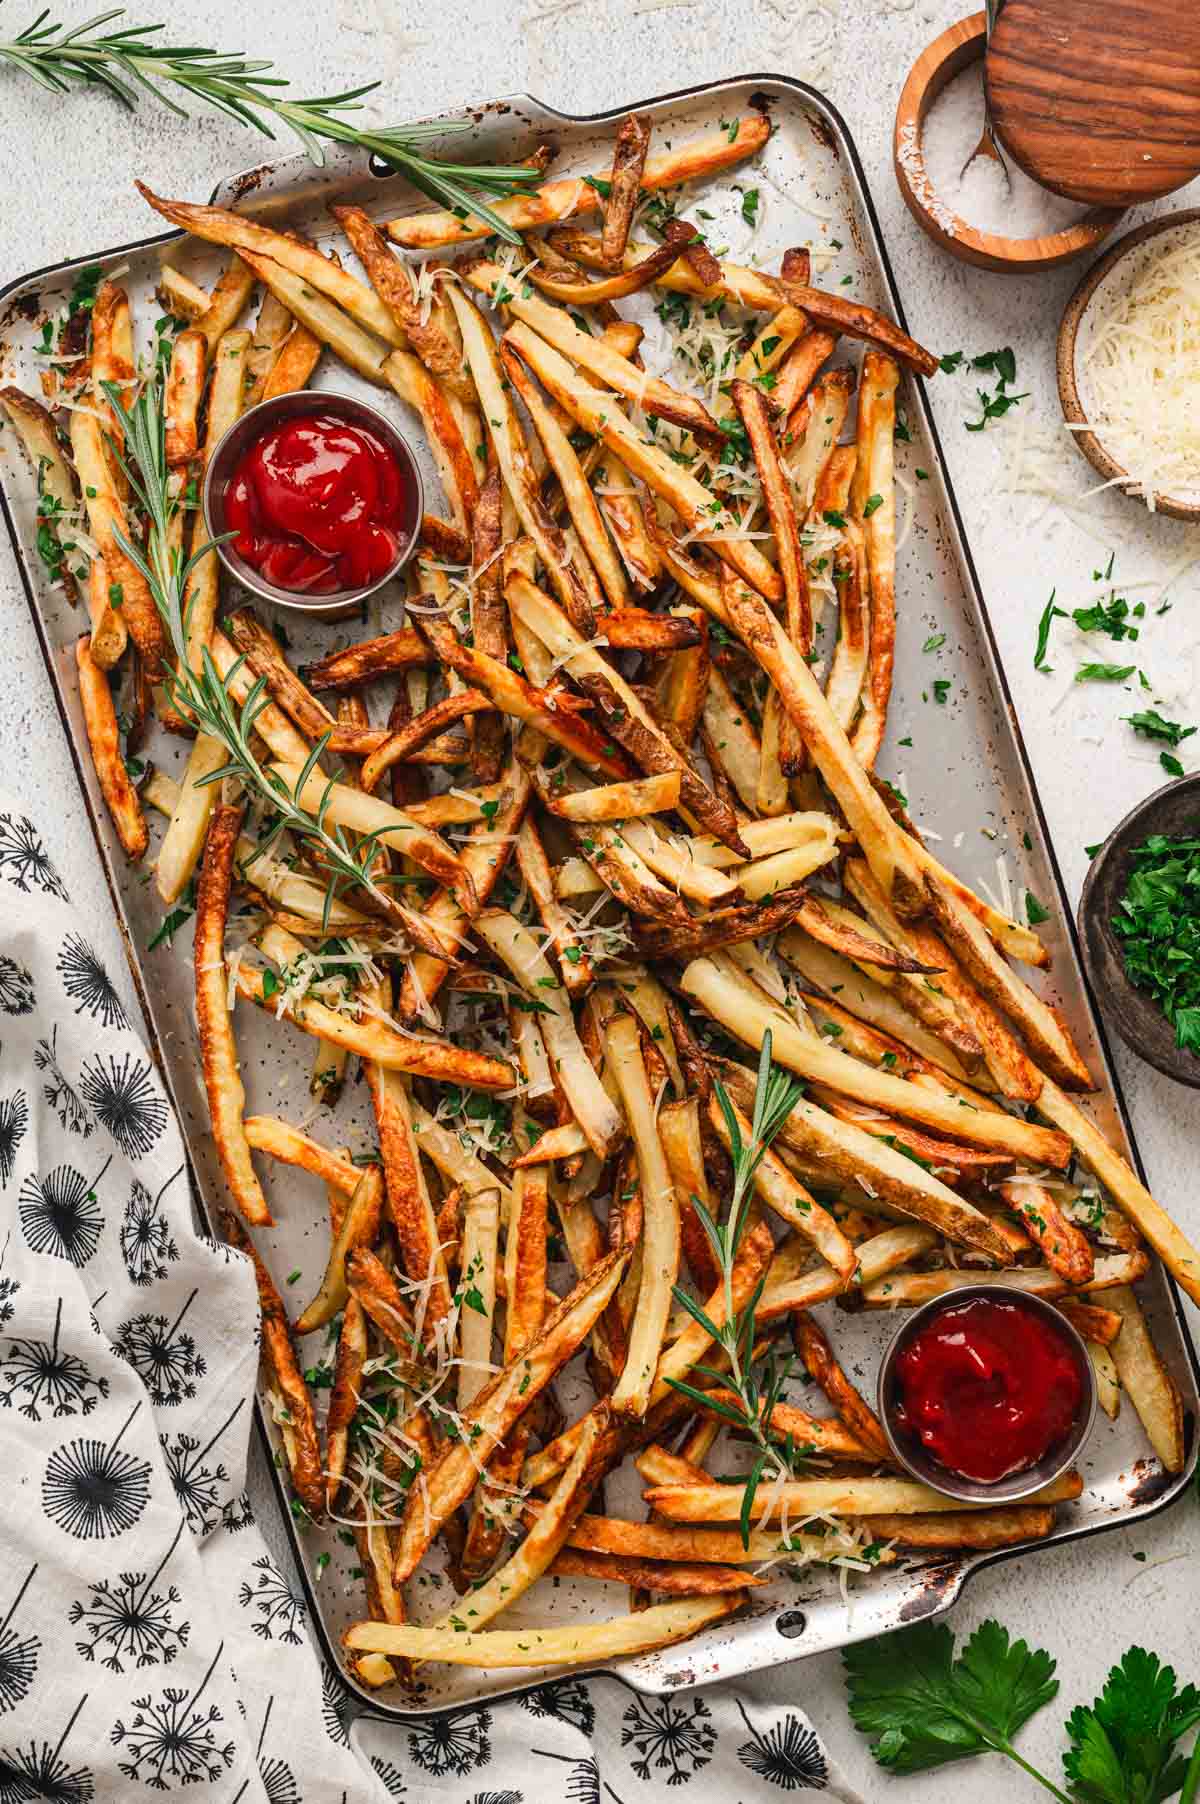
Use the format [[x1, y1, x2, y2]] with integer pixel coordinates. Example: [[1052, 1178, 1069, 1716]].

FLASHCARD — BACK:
[[1077, 773, 1200, 1089], [1057, 210, 1200, 523], [894, 13, 1124, 273]]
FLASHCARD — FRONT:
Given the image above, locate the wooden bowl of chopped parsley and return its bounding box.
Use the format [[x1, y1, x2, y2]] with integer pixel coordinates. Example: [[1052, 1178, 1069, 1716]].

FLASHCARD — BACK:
[[1078, 773, 1200, 1087]]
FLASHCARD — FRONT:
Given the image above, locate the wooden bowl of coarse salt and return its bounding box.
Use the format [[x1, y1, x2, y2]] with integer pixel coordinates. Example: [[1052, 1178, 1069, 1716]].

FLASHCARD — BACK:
[[894, 13, 1124, 273], [1058, 211, 1200, 522]]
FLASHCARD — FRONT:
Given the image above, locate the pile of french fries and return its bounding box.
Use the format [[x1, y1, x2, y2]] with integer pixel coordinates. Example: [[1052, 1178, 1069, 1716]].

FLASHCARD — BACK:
[[4, 104, 1195, 1684]]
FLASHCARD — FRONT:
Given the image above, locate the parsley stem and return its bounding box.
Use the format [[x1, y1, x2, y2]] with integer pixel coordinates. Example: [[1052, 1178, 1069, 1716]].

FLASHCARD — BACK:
[[996, 1739, 1073, 1804], [1182, 1732, 1200, 1804]]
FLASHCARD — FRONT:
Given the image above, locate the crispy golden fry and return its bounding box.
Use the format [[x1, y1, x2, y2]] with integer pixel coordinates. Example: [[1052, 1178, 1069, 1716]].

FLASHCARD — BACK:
[[346, 1591, 742, 1664], [700, 1388, 879, 1462], [552, 228, 784, 310], [371, 1056, 452, 1337], [659, 1097, 722, 1294], [601, 111, 652, 265], [182, 329, 252, 675], [383, 348, 480, 532], [542, 1511, 881, 1566], [500, 341, 630, 607], [294, 1167, 385, 1334], [69, 408, 164, 677], [446, 282, 595, 634], [793, 1314, 892, 1461], [708, 1094, 856, 1279], [91, 281, 135, 481], [345, 1246, 415, 1350], [687, 955, 1067, 1173], [847, 353, 899, 768], [1088, 1339, 1122, 1421], [643, 1471, 1082, 1525], [923, 875, 1093, 1091], [507, 572, 747, 854], [75, 636, 147, 858], [156, 263, 210, 320], [236, 248, 389, 383], [325, 1296, 366, 1512], [392, 1245, 628, 1579], [261, 320, 323, 397], [516, 817, 593, 997], [475, 908, 623, 1158], [908, 833, 1049, 968], [243, 1117, 362, 1194], [223, 1212, 324, 1518], [551, 1547, 758, 1592], [467, 261, 721, 444], [595, 458, 661, 593], [1057, 1298, 1122, 1346], [550, 771, 681, 823], [505, 323, 783, 603], [1000, 1178, 1094, 1284], [777, 273, 938, 377], [194, 256, 255, 355], [605, 1012, 681, 1416], [774, 327, 841, 419], [242, 290, 293, 407], [1105, 1285, 1186, 1472], [398, 763, 531, 1020], [864, 1507, 1058, 1550], [267, 761, 472, 898], [0, 385, 84, 598], [387, 115, 770, 246], [302, 628, 428, 692], [225, 607, 334, 739], [359, 690, 494, 794], [650, 1218, 776, 1409], [421, 611, 630, 777], [164, 327, 206, 466], [860, 1255, 1149, 1309], [467, 465, 507, 782], [457, 1184, 500, 1409], [333, 204, 472, 399], [735, 302, 811, 384], [719, 571, 924, 913], [154, 732, 224, 903]]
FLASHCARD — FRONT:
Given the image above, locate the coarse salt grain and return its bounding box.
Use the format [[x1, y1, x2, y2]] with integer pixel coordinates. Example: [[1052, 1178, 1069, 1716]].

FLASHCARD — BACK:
[[919, 65, 1082, 240]]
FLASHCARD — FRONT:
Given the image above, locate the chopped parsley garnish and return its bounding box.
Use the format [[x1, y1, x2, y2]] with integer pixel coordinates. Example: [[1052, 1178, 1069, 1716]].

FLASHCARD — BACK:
[[922, 632, 945, 653], [1033, 592, 1065, 672], [741, 187, 760, 226], [862, 493, 883, 517], [1075, 662, 1135, 684], [1126, 709, 1196, 748], [1025, 891, 1050, 926], [1111, 832, 1200, 1055]]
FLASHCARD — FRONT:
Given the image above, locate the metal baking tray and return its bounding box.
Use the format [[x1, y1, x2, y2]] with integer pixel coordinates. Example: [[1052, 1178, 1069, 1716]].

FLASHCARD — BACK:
[[1, 74, 1196, 1720]]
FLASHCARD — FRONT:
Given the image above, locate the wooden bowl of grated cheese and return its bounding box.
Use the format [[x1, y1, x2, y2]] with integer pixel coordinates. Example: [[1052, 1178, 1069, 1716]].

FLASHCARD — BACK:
[[1058, 209, 1200, 522]]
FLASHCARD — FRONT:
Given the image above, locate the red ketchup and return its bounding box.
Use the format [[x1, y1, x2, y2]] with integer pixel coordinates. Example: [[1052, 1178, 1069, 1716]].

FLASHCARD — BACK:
[[893, 1297, 1082, 1483], [225, 411, 407, 595]]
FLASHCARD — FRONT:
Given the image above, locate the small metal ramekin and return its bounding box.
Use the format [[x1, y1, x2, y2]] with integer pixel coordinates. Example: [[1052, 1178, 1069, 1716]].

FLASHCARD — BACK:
[[877, 1283, 1097, 1504], [201, 389, 424, 619]]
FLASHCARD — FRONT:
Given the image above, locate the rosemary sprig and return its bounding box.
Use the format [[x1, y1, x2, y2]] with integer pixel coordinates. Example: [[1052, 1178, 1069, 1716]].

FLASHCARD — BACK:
[[666, 1030, 807, 1545], [0, 9, 538, 243], [102, 368, 403, 927]]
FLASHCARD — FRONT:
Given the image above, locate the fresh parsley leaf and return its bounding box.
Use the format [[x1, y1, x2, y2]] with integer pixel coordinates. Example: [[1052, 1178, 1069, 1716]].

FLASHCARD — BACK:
[[741, 187, 760, 226], [1076, 663, 1135, 684], [1127, 710, 1196, 748], [940, 350, 965, 373], [1035, 592, 1066, 672], [1112, 832, 1200, 1057], [1063, 1647, 1200, 1804], [1073, 593, 1136, 641], [863, 493, 883, 517], [843, 1617, 1058, 1778], [932, 679, 951, 704], [1161, 752, 1185, 777], [1026, 891, 1050, 925], [923, 632, 946, 653], [971, 345, 1017, 385]]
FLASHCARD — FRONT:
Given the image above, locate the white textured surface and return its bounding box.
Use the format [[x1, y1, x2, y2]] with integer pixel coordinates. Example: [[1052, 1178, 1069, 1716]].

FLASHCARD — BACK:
[[1, 1, 1198, 1790]]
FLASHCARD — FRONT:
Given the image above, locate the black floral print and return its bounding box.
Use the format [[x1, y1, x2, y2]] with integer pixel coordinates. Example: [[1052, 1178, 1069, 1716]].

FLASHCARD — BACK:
[[42, 1404, 152, 1541], [522, 1678, 596, 1737], [112, 1291, 205, 1407], [0, 811, 69, 901], [111, 1644, 235, 1788], [118, 1174, 181, 1286], [321, 1662, 357, 1747], [0, 1567, 39, 1716], [0, 1091, 28, 1187], [0, 958, 34, 1017], [408, 1708, 492, 1777], [56, 934, 126, 1031], [159, 1404, 243, 1537], [736, 1700, 829, 1790], [34, 1027, 92, 1139], [621, 1695, 717, 1785], [68, 1524, 190, 1673], [18, 1154, 109, 1266], [0, 1694, 93, 1802], [238, 1555, 306, 1645], [1, 1296, 109, 1420], [79, 1051, 167, 1162]]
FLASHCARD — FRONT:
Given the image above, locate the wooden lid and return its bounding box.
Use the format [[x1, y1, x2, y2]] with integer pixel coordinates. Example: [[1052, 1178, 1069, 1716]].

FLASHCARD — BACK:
[[987, 0, 1200, 206]]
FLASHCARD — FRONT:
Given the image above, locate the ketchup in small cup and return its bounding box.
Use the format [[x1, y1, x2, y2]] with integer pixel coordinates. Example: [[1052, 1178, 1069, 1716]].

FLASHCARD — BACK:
[[206, 396, 421, 605], [879, 1288, 1094, 1499]]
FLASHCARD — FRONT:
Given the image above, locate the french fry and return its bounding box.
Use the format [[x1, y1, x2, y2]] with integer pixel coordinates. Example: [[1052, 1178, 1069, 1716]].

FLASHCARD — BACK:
[[700, 1389, 879, 1462], [0, 386, 86, 604], [345, 1245, 415, 1351], [860, 1255, 1149, 1308], [359, 690, 495, 794], [370, 1053, 452, 1338], [261, 321, 323, 398], [392, 1245, 629, 1579], [1104, 1286, 1186, 1472], [848, 353, 899, 768], [505, 323, 783, 604], [1036, 1080, 1200, 1307], [243, 1117, 362, 1195], [182, 330, 252, 674], [778, 274, 938, 378], [999, 1179, 1094, 1285], [552, 229, 784, 311], [550, 771, 681, 823], [386, 115, 770, 246], [544, 1511, 884, 1567], [515, 817, 593, 997], [445, 282, 595, 634], [194, 257, 256, 355], [155, 732, 225, 903], [735, 303, 811, 384], [236, 248, 390, 383], [410, 1101, 515, 1216], [332, 204, 471, 399], [91, 281, 135, 484], [475, 909, 623, 1158], [156, 263, 210, 320], [772, 327, 839, 418], [223, 1213, 324, 1518], [382, 348, 479, 532], [792, 1314, 892, 1461], [1088, 1340, 1122, 1421], [293, 1167, 385, 1334], [551, 1548, 758, 1592], [596, 458, 661, 593], [709, 1095, 856, 1280], [267, 762, 472, 899], [659, 1098, 722, 1295], [457, 1185, 500, 1409], [69, 408, 165, 677], [346, 1591, 741, 1665], [643, 1471, 1082, 1525], [75, 636, 147, 859], [863, 1507, 1058, 1550], [605, 1013, 681, 1417], [302, 628, 428, 691], [602, 111, 652, 264], [164, 328, 206, 467], [325, 1296, 366, 1512], [1056, 1298, 1123, 1346], [242, 290, 293, 407]]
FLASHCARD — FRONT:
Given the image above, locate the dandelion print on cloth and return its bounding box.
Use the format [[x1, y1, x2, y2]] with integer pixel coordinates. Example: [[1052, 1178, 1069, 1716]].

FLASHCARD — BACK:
[[0, 790, 861, 1802]]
